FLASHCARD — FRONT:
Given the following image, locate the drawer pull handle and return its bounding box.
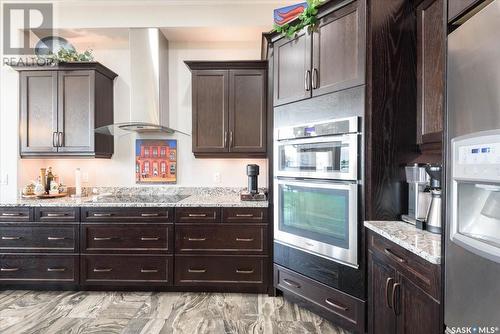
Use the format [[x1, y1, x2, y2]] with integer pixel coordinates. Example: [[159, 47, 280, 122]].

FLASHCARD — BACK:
[[1, 267, 19, 272], [1, 236, 22, 240], [46, 213, 68, 217], [385, 277, 394, 309], [325, 298, 348, 311], [188, 213, 207, 217], [47, 267, 66, 272], [93, 213, 113, 217], [384, 248, 406, 263], [93, 268, 112, 272], [93, 237, 116, 241], [188, 237, 207, 241], [283, 278, 301, 289], [235, 214, 254, 217], [141, 237, 160, 241], [236, 238, 254, 242], [47, 237, 66, 241], [1, 213, 21, 217], [141, 269, 159, 273], [188, 268, 207, 273], [236, 269, 254, 274], [140, 213, 159, 217]]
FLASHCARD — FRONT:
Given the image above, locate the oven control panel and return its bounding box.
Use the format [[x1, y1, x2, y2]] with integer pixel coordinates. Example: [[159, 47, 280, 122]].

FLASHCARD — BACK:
[[453, 132, 500, 180]]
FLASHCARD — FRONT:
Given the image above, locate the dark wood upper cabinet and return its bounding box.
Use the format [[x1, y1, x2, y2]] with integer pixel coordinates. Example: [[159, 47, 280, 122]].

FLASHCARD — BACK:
[[15, 62, 117, 158], [416, 0, 445, 146], [186, 61, 267, 158], [312, 0, 365, 97], [272, 0, 365, 107], [273, 30, 312, 106]]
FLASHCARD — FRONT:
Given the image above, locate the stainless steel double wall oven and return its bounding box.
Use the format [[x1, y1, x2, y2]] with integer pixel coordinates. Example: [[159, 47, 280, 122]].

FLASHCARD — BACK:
[[274, 116, 360, 268]]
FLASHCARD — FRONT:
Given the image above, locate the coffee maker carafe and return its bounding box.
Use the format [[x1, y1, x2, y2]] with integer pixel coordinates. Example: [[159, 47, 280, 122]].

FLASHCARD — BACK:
[[425, 164, 442, 234], [402, 164, 431, 225]]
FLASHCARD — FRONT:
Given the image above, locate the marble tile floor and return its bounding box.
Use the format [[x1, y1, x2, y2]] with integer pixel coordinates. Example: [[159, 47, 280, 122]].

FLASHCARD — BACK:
[[0, 290, 351, 334]]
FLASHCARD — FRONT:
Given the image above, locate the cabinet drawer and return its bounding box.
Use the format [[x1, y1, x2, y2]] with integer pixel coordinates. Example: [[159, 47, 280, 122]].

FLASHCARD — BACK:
[[0, 254, 78, 283], [35, 207, 79, 222], [175, 207, 220, 222], [0, 225, 77, 252], [0, 207, 32, 222], [81, 224, 172, 254], [81, 255, 172, 285], [175, 224, 267, 254], [368, 230, 441, 300], [175, 255, 266, 286], [274, 264, 365, 334], [222, 208, 267, 222], [82, 208, 172, 222]]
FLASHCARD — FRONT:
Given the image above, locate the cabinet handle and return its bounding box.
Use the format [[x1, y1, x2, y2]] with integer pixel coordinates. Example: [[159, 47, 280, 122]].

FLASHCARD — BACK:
[[93, 237, 116, 241], [140, 213, 159, 217], [312, 68, 319, 89], [224, 131, 228, 148], [93, 213, 113, 217], [47, 237, 66, 241], [324, 298, 348, 311], [188, 213, 207, 217], [384, 248, 406, 263], [53, 132, 58, 147], [283, 278, 301, 289], [141, 237, 160, 241], [47, 267, 66, 272], [140, 269, 158, 273], [188, 237, 207, 241], [392, 283, 401, 316], [1, 267, 19, 272], [1, 213, 21, 217], [58, 132, 64, 147], [188, 268, 207, 273], [236, 237, 254, 242], [236, 269, 254, 274], [1, 236, 22, 240], [47, 213, 68, 217], [235, 214, 254, 217], [304, 70, 311, 91], [229, 131, 233, 148], [385, 277, 394, 309], [93, 268, 112, 272]]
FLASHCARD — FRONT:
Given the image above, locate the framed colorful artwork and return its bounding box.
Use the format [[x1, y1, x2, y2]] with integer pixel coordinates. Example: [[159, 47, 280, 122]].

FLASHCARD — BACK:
[[135, 139, 177, 184]]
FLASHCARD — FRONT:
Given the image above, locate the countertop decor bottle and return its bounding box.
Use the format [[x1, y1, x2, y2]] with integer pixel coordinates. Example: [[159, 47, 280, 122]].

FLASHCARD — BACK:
[[46, 167, 54, 193], [39, 168, 47, 194]]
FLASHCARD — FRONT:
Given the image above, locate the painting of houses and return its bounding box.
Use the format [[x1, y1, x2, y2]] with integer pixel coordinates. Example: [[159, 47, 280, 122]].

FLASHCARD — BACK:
[[135, 139, 177, 184]]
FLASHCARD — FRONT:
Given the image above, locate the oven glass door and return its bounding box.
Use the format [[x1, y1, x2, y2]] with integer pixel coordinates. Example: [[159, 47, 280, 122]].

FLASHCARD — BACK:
[[275, 134, 358, 180], [274, 178, 358, 267]]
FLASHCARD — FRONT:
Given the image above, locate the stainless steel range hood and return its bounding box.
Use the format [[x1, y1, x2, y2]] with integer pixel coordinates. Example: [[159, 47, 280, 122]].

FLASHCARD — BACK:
[[96, 28, 189, 136]]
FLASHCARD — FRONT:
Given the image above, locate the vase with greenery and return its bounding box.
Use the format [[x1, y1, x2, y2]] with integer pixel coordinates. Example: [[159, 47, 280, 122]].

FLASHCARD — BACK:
[[273, 0, 323, 38]]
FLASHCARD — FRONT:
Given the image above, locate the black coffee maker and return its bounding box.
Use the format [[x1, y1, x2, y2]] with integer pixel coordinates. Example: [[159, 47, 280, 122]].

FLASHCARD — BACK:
[[240, 164, 267, 201]]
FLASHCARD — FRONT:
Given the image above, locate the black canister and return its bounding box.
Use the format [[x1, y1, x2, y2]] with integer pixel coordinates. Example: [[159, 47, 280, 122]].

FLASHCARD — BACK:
[[247, 164, 260, 194]]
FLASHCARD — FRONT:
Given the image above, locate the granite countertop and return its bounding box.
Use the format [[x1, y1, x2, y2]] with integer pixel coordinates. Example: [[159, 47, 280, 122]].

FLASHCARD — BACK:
[[364, 220, 442, 265], [0, 187, 268, 208]]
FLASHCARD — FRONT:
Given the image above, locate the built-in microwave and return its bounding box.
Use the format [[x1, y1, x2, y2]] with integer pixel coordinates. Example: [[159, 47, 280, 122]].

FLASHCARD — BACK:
[[450, 130, 500, 264], [274, 117, 359, 180], [273, 178, 359, 268]]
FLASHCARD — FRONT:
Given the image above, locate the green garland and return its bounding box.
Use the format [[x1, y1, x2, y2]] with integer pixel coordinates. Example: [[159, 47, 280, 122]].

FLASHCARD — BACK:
[[46, 48, 94, 63], [273, 0, 323, 38]]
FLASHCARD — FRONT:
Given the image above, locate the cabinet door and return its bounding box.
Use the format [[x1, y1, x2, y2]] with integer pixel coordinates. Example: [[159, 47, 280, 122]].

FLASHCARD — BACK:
[[19, 71, 58, 154], [57, 71, 95, 153], [368, 252, 397, 334], [312, 0, 365, 97], [192, 70, 229, 153], [397, 274, 441, 334], [229, 69, 266, 153], [416, 0, 445, 145], [273, 30, 312, 106]]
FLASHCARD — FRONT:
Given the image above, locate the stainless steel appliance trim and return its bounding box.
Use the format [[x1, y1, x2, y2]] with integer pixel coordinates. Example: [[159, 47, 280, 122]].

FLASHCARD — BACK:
[[274, 133, 359, 181], [273, 178, 359, 268], [276, 116, 359, 140]]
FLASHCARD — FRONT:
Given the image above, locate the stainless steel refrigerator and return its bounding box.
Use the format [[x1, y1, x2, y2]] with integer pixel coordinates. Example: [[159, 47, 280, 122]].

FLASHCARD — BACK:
[[446, 0, 500, 332]]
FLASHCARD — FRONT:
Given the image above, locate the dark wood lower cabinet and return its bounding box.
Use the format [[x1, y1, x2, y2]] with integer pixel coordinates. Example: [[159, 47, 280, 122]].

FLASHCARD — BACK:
[[367, 230, 442, 334]]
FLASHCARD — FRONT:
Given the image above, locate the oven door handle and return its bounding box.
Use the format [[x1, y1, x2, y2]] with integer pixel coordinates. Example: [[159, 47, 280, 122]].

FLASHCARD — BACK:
[[275, 133, 357, 146]]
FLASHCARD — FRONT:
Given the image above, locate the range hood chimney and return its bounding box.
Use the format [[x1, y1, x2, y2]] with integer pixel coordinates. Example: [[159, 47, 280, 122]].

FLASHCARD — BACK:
[[96, 28, 188, 136]]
